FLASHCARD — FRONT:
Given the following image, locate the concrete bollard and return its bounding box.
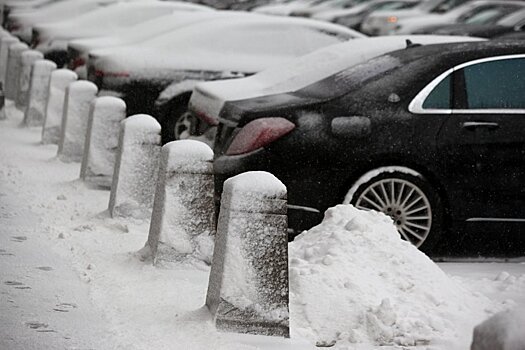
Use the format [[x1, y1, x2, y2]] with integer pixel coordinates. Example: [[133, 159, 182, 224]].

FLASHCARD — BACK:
[[41, 69, 77, 144], [22, 59, 57, 127], [80, 96, 126, 188], [4, 42, 28, 100], [16, 50, 44, 109], [108, 114, 161, 219], [143, 140, 215, 264], [206, 171, 290, 337], [471, 307, 525, 350], [57, 80, 98, 162], [0, 36, 18, 87]]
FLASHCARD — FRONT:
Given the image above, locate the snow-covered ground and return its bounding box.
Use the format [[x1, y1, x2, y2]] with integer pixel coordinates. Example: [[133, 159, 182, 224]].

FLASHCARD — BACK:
[[1, 102, 524, 349]]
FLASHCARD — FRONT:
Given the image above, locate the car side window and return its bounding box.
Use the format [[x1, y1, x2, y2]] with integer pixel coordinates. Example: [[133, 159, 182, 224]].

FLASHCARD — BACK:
[[422, 74, 451, 109], [461, 58, 525, 109]]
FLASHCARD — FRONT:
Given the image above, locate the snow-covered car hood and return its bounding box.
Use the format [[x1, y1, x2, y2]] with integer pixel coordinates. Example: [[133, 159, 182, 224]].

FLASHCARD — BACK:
[[189, 35, 484, 122]]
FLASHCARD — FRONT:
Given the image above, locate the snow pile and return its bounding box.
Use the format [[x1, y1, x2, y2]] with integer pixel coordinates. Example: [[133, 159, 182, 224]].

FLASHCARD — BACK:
[[289, 205, 494, 348], [471, 307, 525, 350]]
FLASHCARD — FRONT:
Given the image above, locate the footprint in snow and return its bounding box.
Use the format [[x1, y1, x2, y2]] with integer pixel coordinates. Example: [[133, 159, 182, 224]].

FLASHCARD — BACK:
[[53, 303, 77, 313], [25, 322, 56, 333], [10, 236, 27, 242], [4, 281, 31, 289], [35, 266, 53, 271], [4, 281, 23, 286], [0, 249, 14, 256]]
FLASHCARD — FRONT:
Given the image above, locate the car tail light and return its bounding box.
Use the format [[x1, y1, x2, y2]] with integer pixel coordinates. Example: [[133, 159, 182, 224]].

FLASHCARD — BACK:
[[7, 20, 20, 31], [387, 16, 398, 23], [71, 57, 85, 70], [193, 109, 219, 126], [226, 117, 295, 156]]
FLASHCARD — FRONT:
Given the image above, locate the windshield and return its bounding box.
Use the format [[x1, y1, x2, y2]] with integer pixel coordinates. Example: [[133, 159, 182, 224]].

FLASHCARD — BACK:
[[497, 9, 525, 26]]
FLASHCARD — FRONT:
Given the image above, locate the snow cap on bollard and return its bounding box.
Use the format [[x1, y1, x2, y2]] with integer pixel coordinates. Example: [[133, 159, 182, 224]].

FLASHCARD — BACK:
[[57, 80, 98, 162], [4, 42, 28, 101], [16, 50, 44, 109], [80, 96, 126, 188], [108, 114, 161, 219], [41, 69, 78, 144], [0, 36, 18, 87], [206, 171, 290, 337], [22, 59, 57, 127], [142, 140, 215, 265]]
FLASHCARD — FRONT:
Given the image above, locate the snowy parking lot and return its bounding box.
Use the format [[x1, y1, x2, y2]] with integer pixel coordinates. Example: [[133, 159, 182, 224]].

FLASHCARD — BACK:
[[1, 103, 524, 349]]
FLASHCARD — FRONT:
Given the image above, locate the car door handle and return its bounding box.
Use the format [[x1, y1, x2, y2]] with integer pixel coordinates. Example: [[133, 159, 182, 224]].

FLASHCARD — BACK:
[[461, 121, 499, 130]]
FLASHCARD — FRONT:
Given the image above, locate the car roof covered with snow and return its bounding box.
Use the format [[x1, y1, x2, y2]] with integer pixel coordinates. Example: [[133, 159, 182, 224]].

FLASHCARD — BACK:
[[89, 13, 364, 77], [189, 35, 484, 121], [34, 1, 212, 40], [68, 10, 229, 54]]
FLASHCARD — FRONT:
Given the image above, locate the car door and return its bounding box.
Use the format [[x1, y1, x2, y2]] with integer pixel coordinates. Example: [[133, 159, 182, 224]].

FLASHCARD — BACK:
[[437, 55, 525, 221]]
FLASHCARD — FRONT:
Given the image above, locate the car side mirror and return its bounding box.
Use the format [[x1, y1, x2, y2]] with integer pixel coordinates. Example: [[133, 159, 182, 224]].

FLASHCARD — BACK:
[[331, 116, 371, 138]]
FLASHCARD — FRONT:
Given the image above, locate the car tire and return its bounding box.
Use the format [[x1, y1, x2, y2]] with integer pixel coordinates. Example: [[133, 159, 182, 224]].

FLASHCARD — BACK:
[[161, 99, 198, 144], [343, 167, 444, 253]]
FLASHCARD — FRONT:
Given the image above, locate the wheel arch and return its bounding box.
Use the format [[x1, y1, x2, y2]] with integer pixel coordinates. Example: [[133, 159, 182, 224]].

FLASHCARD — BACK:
[[341, 160, 453, 228]]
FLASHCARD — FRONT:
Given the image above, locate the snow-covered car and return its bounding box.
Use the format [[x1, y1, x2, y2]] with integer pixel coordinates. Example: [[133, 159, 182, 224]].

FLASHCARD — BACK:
[[32, 1, 212, 66], [360, 0, 469, 35], [1, 0, 56, 26], [211, 39, 525, 252], [394, 0, 525, 35], [67, 10, 230, 79], [87, 14, 364, 142], [6, 0, 120, 43], [314, 0, 420, 29], [189, 34, 483, 134], [289, 0, 370, 18], [414, 4, 525, 37], [251, 0, 324, 16]]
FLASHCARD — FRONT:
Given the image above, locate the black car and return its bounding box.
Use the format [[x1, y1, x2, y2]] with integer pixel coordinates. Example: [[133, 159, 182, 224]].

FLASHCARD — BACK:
[[211, 40, 525, 253]]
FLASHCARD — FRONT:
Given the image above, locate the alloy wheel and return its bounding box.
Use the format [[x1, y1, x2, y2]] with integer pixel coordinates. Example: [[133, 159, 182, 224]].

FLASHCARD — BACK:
[[354, 178, 432, 247]]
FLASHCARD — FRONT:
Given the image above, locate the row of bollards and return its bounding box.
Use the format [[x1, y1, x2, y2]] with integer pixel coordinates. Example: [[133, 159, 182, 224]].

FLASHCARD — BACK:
[[0, 28, 290, 338]]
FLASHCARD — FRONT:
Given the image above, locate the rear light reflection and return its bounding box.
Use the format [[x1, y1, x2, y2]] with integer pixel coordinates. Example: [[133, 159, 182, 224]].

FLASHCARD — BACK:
[[94, 70, 129, 78], [226, 117, 295, 156]]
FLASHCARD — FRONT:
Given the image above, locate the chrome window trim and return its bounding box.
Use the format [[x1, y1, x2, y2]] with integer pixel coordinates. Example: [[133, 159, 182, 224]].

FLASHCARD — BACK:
[[409, 54, 525, 115], [466, 218, 525, 223]]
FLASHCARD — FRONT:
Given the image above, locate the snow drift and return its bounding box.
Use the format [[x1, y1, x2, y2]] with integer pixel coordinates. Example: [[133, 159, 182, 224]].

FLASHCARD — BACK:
[[289, 205, 495, 348]]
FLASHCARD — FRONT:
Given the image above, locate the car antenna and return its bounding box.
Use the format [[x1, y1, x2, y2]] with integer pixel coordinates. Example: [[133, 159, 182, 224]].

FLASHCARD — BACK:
[[405, 39, 422, 49]]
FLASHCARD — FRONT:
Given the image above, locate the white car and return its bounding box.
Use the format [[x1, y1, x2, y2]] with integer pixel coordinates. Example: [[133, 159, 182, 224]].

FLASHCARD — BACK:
[[7, 0, 120, 43], [189, 35, 484, 131], [361, 0, 468, 35], [290, 0, 370, 18], [32, 1, 212, 66], [252, 0, 324, 16], [394, 0, 525, 34], [312, 0, 419, 27], [67, 10, 226, 78], [87, 14, 364, 141]]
